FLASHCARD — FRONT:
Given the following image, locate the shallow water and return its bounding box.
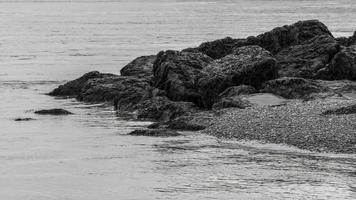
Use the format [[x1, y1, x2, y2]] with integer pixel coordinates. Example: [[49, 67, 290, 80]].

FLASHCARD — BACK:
[[0, 1, 355, 199]]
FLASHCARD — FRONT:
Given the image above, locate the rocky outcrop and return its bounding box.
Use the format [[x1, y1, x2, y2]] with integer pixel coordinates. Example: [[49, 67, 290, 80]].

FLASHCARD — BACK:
[[261, 77, 329, 99], [120, 55, 156, 77], [327, 45, 356, 80], [248, 20, 333, 54], [152, 50, 213, 103], [48, 71, 117, 97], [35, 109, 73, 115], [276, 35, 340, 78], [198, 45, 278, 108]]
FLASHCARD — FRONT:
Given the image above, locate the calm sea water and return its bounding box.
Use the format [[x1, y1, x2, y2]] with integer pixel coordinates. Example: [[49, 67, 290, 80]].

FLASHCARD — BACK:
[[0, 1, 355, 199]]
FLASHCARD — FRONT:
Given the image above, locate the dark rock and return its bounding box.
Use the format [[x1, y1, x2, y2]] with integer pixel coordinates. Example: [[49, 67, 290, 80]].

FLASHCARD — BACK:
[[120, 55, 156, 77], [212, 97, 251, 109], [78, 76, 152, 109], [14, 118, 36, 121], [165, 110, 218, 131], [166, 120, 206, 131], [134, 97, 199, 121], [183, 37, 251, 59], [249, 20, 333, 54], [322, 104, 356, 115], [219, 85, 257, 98], [35, 109, 73, 115], [336, 31, 356, 46], [198, 45, 278, 108], [48, 71, 117, 97], [328, 45, 356, 80], [147, 122, 161, 129], [128, 129, 181, 137], [276, 35, 340, 78], [153, 50, 213, 104], [261, 77, 329, 99]]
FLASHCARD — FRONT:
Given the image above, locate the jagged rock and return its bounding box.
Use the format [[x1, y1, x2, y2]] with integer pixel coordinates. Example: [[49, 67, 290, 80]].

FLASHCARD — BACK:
[[48, 71, 117, 97], [276, 35, 340, 78], [128, 129, 181, 137], [78, 76, 152, 109], [219, 85, 257, 98], [336, 31, 356, 46], [247, 20, 333, 54], [182, 37, 251, 59], [134, 97, 199, 121], [35, 109, 73, 115], [120, 55, 156, 77], [261, 77, 329, 99], [198, 45, 277, 108], [152, 50, 213, 104], [328, 45, 356, 80]]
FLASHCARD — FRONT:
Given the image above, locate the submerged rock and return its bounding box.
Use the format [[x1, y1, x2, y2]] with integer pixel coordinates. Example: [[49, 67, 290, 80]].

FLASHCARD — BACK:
[[14, 117, 36, 121], [48, 71, 117, 97], [328, 45, 356, 80], [198, 45, 278, 108], [120, 55, 156, 77], [153, 50, 213, 103], [128, 129, 181, 137], [35, 109, 73, 115]]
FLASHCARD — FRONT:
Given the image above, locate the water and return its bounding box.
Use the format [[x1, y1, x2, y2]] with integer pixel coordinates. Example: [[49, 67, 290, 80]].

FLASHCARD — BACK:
[[0, 1, 355, 199]]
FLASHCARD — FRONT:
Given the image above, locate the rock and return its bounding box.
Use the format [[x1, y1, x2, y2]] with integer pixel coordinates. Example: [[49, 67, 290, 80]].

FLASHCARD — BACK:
[[183, 37, 251, 59], [248, 20, 333, 54], [336, 31, 356, 46], [120, 55, 156, 77], [48, 71, 117, 97], [78, 76, 152, 109], [276, 35, 340, 78], [166, 110, 219, 131], [14, 117, 35, 121], [328, 45, 356, 80], [212, 96, 251, 109], [134, 97, 199, 121], [152, 50, 213, 104], [219, 85, 257, 98], [128, 129, 181, 137], [261, 77, 329, 99], [34, 109, 73, 115], [198, 45, 277, 108], [322, 104, 356, 115]]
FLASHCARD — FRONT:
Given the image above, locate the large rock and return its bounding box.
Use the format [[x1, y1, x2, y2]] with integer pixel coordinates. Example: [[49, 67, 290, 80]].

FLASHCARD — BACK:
[[248, 20, 333, 54], [261, 77, 329, 99], [48, 71, 117, 97], [183, 37, 251, 59], [152, 50, 213, 104], [120, 55, 156, 77], [197, 45, 278, 108], [78, 76, 152, 109], [328, 45, 356, 80], [275, 35, 340, 78]]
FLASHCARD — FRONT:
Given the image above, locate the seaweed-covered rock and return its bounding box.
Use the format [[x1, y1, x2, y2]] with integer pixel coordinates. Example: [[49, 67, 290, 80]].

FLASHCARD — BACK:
[[183, 37, 251, 59], [198, 45, 277, 108], [128, 129, 181, 137], [261, 77, 329, 99], [35, 109, 73, 115], [328, 45, 356, 80], [78, 76, 152, 108], [276, 35, 340, 78], [153, 50, 213, 103], [248, 20, 333, 54], [120, 55, 156, 77], [48, 71, 117, 97]]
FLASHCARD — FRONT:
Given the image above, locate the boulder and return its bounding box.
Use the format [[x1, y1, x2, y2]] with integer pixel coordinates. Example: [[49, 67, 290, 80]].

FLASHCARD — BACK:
[[328, 45, 356, 80], [197, 45, 277, 108], [48, 71, 117, 97], [128, 129, 181, 137], [276, 35, 340, 78], [183, 37, 251, 59], [152, 50, 213, 104], [120, 55, 156, 77], [219, 85, 257, 98], [35, 109, 73, 115], [261, 77, 329, 99], [78, 76, 152, 109], [248, 20, 333, 54]]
